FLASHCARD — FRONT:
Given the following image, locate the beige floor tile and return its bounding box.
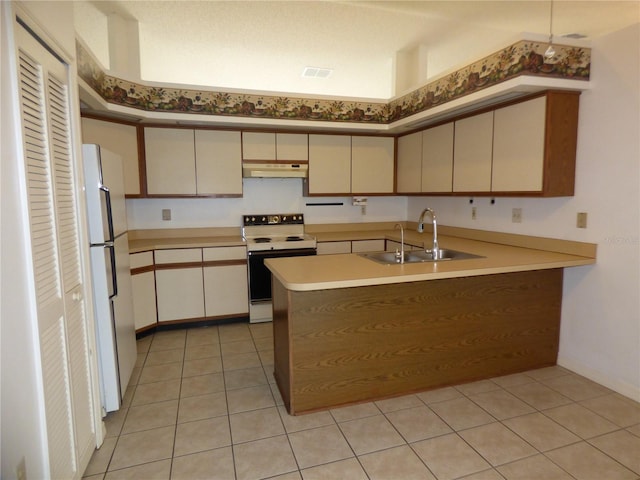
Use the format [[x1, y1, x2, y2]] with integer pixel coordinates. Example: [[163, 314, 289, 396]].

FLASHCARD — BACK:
[[412, 433, 491, 480], [104, 459, 171, 480], [264, 366, 277, 384], [386, 405, 452, 443], [171, 447, 235, 480], [462, 469, 505, 480], [178, 391, 228, 423], [470, 389, 536, 420], [627, 423, 640, 437], [589, 429, 640, 474], [525, 366, 570, 381], [131, 379, 180, 406], [182, 356, 223, 377], [456, 379, 501, 395], [84, 437, 117, 476], [545, 441, 637, 480], [339, 414, 405, 455], [222, 351, 262, 371], [184, 343, 221, 360], [138, 362, 183, 384], [253, 335, 273, 351], [288, 424, 353, 468], [497, 454, 574, 480], [249, 322, 273, 339], [83, 474, 105, 480], [374, 394, 423, 413], [174, 416, 232, 457], [104, 408, 127, 438], [542, 374, 612, 401], [128, 367, 141, 386], [416, 386, 462, 405], [503, 412, 580, 452], [270, 472, 302, 480], [230, 406, 285, 444], [270, 382, 285, 406], [224, 366, 268, 390], [330, 402, 380, 423], [359, 445, 437, 480], [227, 384, 275, 414], [506, 381, 573, 410], [108, 426, 174, 471], [120, 385, 135, 409], [221, 339, 257, 356], [149, 333, 185, 352], [429, 396, 495, 431], [491, 372, 536, 388], [460, 422, 537, 466], [186, 326, 219, 346], [258, 348, 274, 366], [543, 403, 619, 439], [233, 435, 298, 480], [144, 348, 184, 366], [278, 405, 335, 433], [580, 394, 640, 428], [301, 457, 368, 480], [219, 324, 252, 343], [136, 335, 152, 354], [180, 372, 225, 397], [121, 399, 178, 434], [134, 352, 146, 368]]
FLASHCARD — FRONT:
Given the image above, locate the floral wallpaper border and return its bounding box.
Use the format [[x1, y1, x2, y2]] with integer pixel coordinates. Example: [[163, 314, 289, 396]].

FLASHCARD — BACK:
[[77, 39, 590, 125]]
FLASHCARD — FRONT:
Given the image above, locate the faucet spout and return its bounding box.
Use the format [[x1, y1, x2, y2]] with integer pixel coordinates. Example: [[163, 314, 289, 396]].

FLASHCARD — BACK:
[[417, 208, 439, 259], [394, 223, 405, 264]]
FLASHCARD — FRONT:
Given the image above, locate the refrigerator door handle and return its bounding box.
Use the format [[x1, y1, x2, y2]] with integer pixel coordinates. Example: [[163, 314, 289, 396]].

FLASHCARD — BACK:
[[106, 242, 118, 299], [100, 184, 115, 243]]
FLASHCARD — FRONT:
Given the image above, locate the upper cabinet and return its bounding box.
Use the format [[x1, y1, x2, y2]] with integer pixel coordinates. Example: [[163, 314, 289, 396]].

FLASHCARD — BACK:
[[242, 132, 276, 160], [396, 90, 579, 197], [80, 117, 141, 196], [276, 133, 308, 161], [144, 127, 242, 196], [242, 132, 308, 161], [351, 136, 395, 194]]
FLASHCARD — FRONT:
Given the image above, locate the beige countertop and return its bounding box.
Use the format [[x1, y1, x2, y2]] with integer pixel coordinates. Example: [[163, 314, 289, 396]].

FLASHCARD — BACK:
[[265, 234, 596, 292]]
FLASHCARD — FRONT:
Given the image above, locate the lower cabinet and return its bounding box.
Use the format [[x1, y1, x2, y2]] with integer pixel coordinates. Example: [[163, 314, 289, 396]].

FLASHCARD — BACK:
[[130, 251, 158, 330], [155, 249, 205, 323], [317, 239, 385, 255], [203, 246, 248, 317]]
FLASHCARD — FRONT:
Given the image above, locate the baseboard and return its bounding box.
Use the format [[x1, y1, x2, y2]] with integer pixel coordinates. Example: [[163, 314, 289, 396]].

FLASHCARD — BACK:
[[557, 355, 640, 403]]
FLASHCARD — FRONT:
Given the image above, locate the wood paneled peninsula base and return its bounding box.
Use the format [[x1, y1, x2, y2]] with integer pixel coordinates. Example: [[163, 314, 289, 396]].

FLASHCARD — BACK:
[[272, 269, 563, 415]]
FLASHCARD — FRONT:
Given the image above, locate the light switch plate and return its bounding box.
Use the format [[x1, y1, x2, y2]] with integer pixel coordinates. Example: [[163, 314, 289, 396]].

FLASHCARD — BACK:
[[512, 208, 522, 223], [577, 212, 587, 228]]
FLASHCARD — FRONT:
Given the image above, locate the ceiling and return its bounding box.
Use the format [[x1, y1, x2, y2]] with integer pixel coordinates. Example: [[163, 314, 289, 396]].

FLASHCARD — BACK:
[[79, 1, 639, 100]]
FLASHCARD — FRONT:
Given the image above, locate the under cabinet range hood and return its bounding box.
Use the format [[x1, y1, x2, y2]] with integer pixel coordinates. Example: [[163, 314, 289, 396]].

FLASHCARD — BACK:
[[242, 162, 308, 178]]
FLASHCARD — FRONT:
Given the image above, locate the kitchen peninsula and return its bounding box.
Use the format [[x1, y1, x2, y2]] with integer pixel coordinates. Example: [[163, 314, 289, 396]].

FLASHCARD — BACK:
[[266, 232, 596, 415]]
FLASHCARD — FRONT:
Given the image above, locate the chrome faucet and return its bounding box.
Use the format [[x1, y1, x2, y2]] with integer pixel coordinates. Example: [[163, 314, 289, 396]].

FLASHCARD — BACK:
[[417, 208, 439, 259], [394, 223, 405, 264]]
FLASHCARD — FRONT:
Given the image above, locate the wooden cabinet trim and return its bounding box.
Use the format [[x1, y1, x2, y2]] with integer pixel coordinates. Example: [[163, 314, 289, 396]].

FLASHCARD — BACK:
[[203, 259, 247, 268], [131, 265, 155, 275]]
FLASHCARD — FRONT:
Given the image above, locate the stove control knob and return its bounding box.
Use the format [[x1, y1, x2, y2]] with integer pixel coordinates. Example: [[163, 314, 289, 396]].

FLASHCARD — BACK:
[[261, 216, 266, 222], [251, 217, 255, 222], [282, 215, 287, 222]]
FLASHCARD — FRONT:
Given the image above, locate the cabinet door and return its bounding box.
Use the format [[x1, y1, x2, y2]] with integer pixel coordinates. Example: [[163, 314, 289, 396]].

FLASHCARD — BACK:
[[308, 134, 351, 194], [351, 136, 394, 194], [204, 265, 248, 317], [145, 128, 196, 194], [131, 271, 157, 330], [317, 241, 352, 255], [351, 239, 385, 253], [195, 130, 242, 195], [396, 132, 422, 193], [422, 122, 454, 192], [492, 96, 546, 192], [155, 249, 203, 322], [276, 133, 308, 160], [453, 112, 493, 192], [81, 117, 141, 195], [242, 132, 276, 160]]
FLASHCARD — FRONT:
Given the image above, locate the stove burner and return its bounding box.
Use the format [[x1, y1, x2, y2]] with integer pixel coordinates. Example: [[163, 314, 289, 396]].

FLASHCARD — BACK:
[[253, 237, 272, 243], [286, 236, 304, 242]]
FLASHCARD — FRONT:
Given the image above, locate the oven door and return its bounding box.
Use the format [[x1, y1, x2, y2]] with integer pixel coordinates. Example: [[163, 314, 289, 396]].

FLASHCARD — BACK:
[[247, 248, 317, 303]]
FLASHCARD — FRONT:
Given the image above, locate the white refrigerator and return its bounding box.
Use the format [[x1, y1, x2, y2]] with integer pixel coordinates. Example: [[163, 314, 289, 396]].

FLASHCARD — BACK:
[[83, 144, 137, 414]]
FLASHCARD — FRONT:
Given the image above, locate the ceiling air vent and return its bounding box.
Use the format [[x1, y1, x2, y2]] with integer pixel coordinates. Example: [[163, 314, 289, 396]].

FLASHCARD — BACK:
[[302, 66, 333, 78], [561, 33, 588, 39]]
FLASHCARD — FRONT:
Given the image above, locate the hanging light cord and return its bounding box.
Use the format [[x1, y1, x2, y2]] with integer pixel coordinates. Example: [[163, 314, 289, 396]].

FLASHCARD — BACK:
[[544, 0, 556, 59]]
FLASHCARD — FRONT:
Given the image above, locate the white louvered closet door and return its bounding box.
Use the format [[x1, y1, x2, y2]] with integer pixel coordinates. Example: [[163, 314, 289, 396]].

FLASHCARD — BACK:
[[16, 21, 96, 479]]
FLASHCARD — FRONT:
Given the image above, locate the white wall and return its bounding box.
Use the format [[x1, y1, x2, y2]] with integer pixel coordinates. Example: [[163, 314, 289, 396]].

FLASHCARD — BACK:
[[409, 23, 640, 401], [127, 178, 408, 229]]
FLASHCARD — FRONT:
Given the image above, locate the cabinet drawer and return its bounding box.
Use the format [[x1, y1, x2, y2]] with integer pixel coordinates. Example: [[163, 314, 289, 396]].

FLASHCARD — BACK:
[[203, 246, 247, 262], [155, 248, 202, 264], [130, 251, 154, 269]]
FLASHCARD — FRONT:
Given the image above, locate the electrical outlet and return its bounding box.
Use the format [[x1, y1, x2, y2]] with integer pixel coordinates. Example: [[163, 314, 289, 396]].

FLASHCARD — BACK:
[[577, 212, 588, 228], [16, 457, 26, 480], [162, 209, 172, 221], [471, 206, 477, 220], [512, 208, 522, 223]]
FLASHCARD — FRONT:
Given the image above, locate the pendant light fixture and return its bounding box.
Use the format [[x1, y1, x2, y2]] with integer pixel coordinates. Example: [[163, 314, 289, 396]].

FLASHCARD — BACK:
[[544, 0, 556, 59]]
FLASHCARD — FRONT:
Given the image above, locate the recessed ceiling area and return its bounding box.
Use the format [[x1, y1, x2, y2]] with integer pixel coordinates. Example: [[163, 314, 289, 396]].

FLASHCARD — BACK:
[[76, 1, 639, 100]]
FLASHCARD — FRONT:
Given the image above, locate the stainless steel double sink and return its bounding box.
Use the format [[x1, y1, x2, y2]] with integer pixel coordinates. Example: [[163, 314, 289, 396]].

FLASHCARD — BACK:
[[359, 249, 484, 265]]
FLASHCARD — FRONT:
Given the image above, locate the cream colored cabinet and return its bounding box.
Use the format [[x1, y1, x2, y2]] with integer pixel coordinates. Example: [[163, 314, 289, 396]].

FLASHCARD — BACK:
[[195, 130, 242, 195], [351, 239, 386, 253], [396, 132, 422, 193], [145, 128, 196, 195], [317, 241, 352, 255], [130, 251, 157, 331], [351, 136, 394, 194], [203, 246, 248, 318], [276, 133, 308, 160], [308, 134, 352, 194], [492, 96, 546, 192], [242, 132, 276, 160], [422, 123, 454, 193], [154, 249, 204, 322], [81, 117, 141, 195], [453, 111, 494, 192]]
